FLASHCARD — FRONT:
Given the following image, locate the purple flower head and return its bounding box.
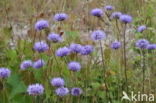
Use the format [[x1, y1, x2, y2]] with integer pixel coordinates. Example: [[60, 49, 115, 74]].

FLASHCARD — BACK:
[[54, 13, 68, 21], [47, 33, 62, 43], [146, 44, 156, 50], [33, 41, 49, 53], [135, 39, 149, 49], [68, 61, 81, 72], [80, 45, 94, 55], [50, 77, 65, 87], [104, 5, 114, 11], [55, 47, 71, 57], [111, 41, 121, 49], [137, 25, 147, 33], [33, 59, 45, 69], [91, 30, 106, 41], [90, 8, 103, 17], [20, 60, 32, 70], [55, 87, 69, 96], [27, 83, 44, 96], [119, 14, 132, 23], [71, 88, 83, 96], [35, 20, 49, 31], [0, 68, 11, 78], [110, 12, 122, 19], [69, 43, 83, 53]]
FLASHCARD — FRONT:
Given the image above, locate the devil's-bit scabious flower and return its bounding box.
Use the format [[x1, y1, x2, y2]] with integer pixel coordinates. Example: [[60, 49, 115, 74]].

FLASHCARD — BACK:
[[90, 8, 103, 17], [80, 45, 93, 55], [27, 83, 44, 96], [50, 77, 65, 87], [135, 39, 149, 49], [69, 43, 83, 53], [55, 87, 69, 96], [71, 88, 83, 96], [68, 61, 81, 72], [91, 30, 106, 41], [55, 47, 71, 57], [104, 5, 114, 11], [35, 20, 49, 31], [110, 12, 122, 19], [111, 41, 121, 49], [33, 41, 49, 53], [33, 59, 45, 69], [54, 13, 68, 21], [146, 44, 156, 50], [47, 33, 62, 43], [0, 68, 11, 78], [20, 60, 32, 70], [119, 14, 132, 23], [137, 25, 147, 33]]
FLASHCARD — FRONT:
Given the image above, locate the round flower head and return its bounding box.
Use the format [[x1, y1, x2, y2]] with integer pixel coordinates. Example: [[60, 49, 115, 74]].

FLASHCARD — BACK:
[[91, 30, 106, 41], [104, 5, 114, 11], [119, 14, 132, 23], [33, 59, 45, 69], [137, 25, 147, 33], [68, 61, 81, 72], [90, 8, 103, 17], [71, 88, 83, 96], [111, 41, 121, 49], [50, 77, 65, 87], [20, 60, 33, 70], [146, 44, 156, 50], [135, 39, 149, 49], [47, 33, 62, 43], [69, 43, 83, 53], [55, 47, 71, 57], [0, 68, 11, 78], [80, 45, 94, 55], [54, 13, 68, 21], [110, 12, 122, 19], [55, 87, 69, 96], [27, 83, 44, 96], [33, 41, 49, 53], [35, 20, 49, 31]]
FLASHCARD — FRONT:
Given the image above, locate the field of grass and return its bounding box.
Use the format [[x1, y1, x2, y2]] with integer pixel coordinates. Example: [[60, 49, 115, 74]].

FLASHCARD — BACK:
[[0, 0, 156, 103]]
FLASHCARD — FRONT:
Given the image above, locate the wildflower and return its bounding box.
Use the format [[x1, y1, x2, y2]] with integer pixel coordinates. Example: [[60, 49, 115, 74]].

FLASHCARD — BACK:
[[54, 13, 68, 21], [55, 87, 69, 96], [104, 5, 114, 11], [119, 14, 132, 23], [33, 41, 49, 53], [0, 68, 11, 78], [33, 59, 45, 69], [137, 25, 147, 33], [68, 61, 81, 72], [47, 33, 62, 43], [135, 39, 149, 49], [20, 60, 33, 70], [110, 12, 122, 19], [27, 83, 44, 96], [71, 88, 83, 96], [146, 44, 156, 50], [55, 47, 71, 57], [111, 41, 121, 49], [91, 30, 106, 41], [50, 77, 65, 87], [80, 45, 93, 55], [69, 43, 83, 53], [35, 20, 49, 31], [90, 8, 103, 17]]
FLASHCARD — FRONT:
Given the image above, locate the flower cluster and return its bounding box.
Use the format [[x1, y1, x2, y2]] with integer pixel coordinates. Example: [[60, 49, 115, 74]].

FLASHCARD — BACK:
[[0, 68, 11, 78], [27, 84, 44, 95]]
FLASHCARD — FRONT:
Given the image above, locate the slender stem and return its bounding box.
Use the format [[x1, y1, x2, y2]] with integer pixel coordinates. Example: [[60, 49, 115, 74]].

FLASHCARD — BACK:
[[123, 23, 128, 92], [99, 40, 112, 102], [142, 50, 145, 93]]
